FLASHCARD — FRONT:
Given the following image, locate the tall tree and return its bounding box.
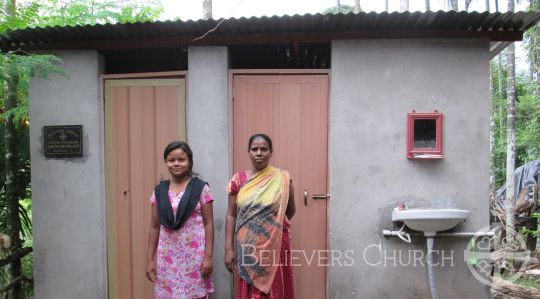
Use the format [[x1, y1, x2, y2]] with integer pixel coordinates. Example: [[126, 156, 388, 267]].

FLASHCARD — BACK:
[[465, 0, 473, 11], [505, 0, 517, 244], [4, 50, 24, 299], [450, 0, 459, 10], [354, 0, 361, 13], [1, 54, 62, 299], [337, 0, 341, 13], [489, 0, 496, 220], [0, 1, 163, 297], [426, 0, 430, 11], [400, 0, 409, 12], [536, 0, 540, 96], [497, 0, 505, 138], [203, 0, 212, 19], [385, 0, 389, 12], [490, 60, 497, 220], [536, 0, 540, 164], [4, 2, 24, 298]]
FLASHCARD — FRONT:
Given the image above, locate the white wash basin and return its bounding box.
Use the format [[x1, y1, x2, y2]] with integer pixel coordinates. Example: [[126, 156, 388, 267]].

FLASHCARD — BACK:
[[391, 209, 470, 237]]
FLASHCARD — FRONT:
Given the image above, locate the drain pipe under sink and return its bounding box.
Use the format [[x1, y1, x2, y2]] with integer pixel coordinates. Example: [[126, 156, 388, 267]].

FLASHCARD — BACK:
[[383, 229, 495, 299], [426, 237, 438, 299]]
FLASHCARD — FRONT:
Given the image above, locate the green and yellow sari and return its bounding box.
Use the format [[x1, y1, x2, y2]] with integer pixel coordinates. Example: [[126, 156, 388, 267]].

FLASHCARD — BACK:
[[229, 166, 290, 294]]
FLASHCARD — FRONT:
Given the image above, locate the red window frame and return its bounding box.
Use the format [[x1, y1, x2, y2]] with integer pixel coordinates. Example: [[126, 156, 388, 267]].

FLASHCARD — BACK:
[[407, 112, 443, 159]]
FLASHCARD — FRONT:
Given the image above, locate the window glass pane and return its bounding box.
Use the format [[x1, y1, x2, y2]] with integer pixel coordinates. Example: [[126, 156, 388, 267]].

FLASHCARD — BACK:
[[413, 119, 436, 148]]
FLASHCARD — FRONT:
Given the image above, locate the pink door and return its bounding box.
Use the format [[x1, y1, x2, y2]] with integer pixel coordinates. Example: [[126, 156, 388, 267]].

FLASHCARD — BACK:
[[232, 74, 329, 299], [104, 78, 186, 299]]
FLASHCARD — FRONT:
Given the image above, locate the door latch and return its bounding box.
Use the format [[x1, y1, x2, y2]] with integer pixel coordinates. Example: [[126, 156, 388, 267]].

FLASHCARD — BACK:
[[312, 193, 330, 200]]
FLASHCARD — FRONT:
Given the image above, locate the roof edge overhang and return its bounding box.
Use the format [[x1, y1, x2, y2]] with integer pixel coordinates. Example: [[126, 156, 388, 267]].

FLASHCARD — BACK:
[[1, 30, 524, 52], [490, 41, 513, 58], [1, 11, 538, 52]]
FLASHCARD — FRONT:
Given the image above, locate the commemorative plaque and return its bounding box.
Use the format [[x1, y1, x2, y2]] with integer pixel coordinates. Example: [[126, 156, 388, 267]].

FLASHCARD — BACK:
[[44, 125, 83, 158]]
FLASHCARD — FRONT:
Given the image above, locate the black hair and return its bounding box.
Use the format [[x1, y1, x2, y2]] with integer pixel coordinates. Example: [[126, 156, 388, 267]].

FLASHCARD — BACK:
[[163, 141, 194, 176], [248, 133, 273, 152]]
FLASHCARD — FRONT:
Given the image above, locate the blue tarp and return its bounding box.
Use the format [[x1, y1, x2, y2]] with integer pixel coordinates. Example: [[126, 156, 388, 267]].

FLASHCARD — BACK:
[[495, 160, 539, 213]]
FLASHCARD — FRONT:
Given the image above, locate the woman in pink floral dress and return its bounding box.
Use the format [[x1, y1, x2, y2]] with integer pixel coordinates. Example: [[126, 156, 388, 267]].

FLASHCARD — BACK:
[[146, 141, 214, 299]]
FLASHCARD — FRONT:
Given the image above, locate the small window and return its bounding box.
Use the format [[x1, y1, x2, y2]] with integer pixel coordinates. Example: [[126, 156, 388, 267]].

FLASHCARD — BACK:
[[407, 111, 443, 159]]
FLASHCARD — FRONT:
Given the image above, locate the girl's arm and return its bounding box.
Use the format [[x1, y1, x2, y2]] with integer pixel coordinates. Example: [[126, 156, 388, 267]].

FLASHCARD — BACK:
[[146, 205, 160, 282], [201, 200, 214, 278], [224, 195, 237, 273], [286, 180, 296, 219]]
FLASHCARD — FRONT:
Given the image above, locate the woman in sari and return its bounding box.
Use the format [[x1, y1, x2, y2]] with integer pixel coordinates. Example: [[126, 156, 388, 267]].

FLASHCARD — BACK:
[[225, 133, 296, 299]]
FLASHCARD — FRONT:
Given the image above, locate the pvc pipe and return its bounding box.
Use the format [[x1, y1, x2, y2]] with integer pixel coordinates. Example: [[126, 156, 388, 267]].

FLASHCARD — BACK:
[[381, 229, 495, 299], [396, 223, 411, 243], [382, 230, 495, 238], [436, 232, 495, 237], [426, 237, 439, 299]]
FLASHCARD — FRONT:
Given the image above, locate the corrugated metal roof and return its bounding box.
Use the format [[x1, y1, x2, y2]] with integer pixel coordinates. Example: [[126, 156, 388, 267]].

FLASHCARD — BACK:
[[1, 10, 539, 50]]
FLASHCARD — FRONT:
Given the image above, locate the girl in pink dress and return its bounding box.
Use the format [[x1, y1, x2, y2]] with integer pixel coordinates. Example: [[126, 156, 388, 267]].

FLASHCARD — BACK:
[[146, 141, 214, 299]]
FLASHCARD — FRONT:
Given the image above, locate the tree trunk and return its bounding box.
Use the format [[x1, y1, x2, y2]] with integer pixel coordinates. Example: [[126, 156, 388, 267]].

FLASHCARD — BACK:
[[337, 0, 341, 13], [450, 0, 459, 10], [465, 0, 471, 11], [505, 0, 516, 245], [498, 52, 505, 136], [400, 0, 409, 12], [354, 0, 361, 13], [536, 0, 540, 97], [495, 0, 499, 12], [385, 0, 389, 12], [426, 0, 430, 11], [4, 59, 23, 299], [490, 61, 497, 220], [530, 0, 535, 82], [4, 2, 24, 298], [536, 1, 540, 147], [202, 0, 212, 19], [486, 0, 490, 11]]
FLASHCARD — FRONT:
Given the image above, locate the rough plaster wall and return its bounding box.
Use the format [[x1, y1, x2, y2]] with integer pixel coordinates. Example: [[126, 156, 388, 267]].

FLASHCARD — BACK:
[[187, 46, 231, 298], [29, 51, 106, 299], [329, 39, 491, 299]]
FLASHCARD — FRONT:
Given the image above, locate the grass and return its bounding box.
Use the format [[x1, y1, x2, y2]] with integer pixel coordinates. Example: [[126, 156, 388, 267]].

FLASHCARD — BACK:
[[513, 276, 540, 289], [500, 273, 540, 289]]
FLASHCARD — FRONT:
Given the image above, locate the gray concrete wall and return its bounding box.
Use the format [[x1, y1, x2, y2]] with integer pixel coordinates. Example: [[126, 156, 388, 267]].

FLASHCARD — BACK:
[[329, 39, 491, 299], [29, 51, 106, 299], [187, 46, 231, 299]]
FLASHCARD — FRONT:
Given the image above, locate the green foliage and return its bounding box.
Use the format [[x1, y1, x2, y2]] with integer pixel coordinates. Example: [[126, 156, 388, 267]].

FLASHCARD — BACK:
[[513, 276, 540, 289], [500, 268, 540, 289], [0, 1, 41, 33], [0, 54, 53, 243], [0, 2, 162, 296], [34, 0, 163, 27], [491, 66, 540, 188], [0, 0, 163, 33], [521, 212, 540, 237], [0, 97, 33, 241], [523, 0, 539, 74], [491, 58, 508, 99], [0, 124, 33, 297], [323, 4, 355, 14], [0, 53, 65, 125], [516, 94, 540, 162]]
